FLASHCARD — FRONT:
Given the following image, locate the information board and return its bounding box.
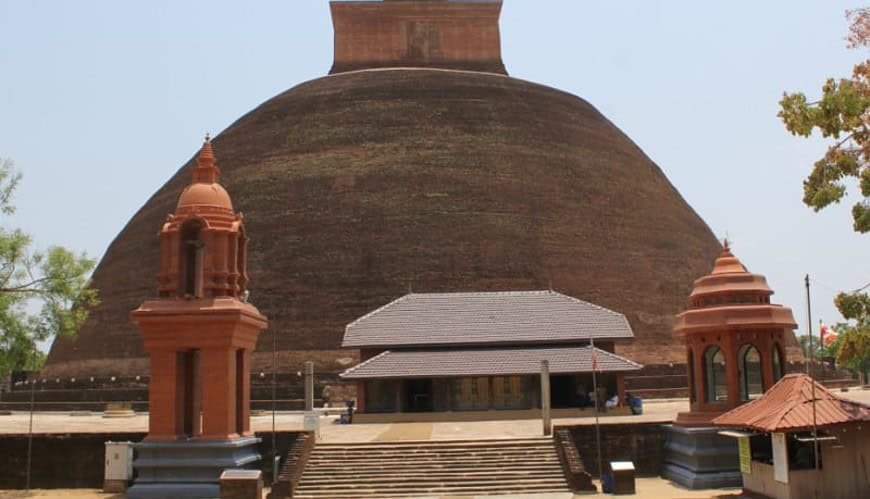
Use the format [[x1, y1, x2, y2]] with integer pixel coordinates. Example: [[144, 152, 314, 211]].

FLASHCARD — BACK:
[[738, 436, 752, 474], [772, 432, 789, 484]]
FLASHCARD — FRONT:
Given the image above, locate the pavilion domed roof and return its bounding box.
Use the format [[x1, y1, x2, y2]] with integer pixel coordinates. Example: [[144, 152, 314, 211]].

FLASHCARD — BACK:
[[175, 136, 234, 213], [688, 242, 773, 302]]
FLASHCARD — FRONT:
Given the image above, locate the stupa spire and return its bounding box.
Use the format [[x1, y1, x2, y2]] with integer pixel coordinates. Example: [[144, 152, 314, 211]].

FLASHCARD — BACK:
[[192, 133, 219, 184]]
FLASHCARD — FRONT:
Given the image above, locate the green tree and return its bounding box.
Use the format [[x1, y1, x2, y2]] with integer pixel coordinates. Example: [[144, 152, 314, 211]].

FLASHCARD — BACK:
[[0, 158, 99, 376], [779, 9, 870, 377]]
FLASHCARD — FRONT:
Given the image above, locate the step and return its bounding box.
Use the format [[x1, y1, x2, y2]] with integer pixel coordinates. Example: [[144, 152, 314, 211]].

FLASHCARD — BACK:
[[296, 480, 568, 495], [305, 462, 560, 472], [305, 459, 561, 470], [292, 437, 569, 498], [314, 438, 552, 448], [310, 454, 555, 461], [294, 484, 570, 498]]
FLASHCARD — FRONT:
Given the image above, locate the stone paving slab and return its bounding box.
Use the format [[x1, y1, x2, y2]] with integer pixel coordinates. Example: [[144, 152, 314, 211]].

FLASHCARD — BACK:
[[0, 477, 749, 498]]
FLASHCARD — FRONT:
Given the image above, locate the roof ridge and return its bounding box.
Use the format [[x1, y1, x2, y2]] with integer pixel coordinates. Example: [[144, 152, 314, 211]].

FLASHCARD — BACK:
[[340, 349, 393, 377], [554, 292, 622, 317], [411, 290, 552, 297], [585, 344, 644, 368], [345, 294, 412, 330]]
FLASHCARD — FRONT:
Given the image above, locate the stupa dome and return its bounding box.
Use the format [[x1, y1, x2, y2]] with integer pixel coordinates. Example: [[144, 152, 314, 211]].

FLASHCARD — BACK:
[[43, 0, 753, 378], [44, 67, 726, 376]]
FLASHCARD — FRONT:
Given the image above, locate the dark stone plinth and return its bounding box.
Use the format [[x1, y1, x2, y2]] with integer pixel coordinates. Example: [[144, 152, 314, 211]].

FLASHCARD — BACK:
[[661, 424, 741, 489], [127, 436, 261, 499]]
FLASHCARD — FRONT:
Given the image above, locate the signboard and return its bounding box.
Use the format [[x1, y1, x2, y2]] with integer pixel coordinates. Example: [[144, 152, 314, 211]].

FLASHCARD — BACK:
[[772, 432, 789, 484], [303, 411, 320, 438], [738, 436, 752, 474]]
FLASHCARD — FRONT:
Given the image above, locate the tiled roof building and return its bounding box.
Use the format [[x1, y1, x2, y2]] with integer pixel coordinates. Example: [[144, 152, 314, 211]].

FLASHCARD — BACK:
[[340, 291, 643, 421]]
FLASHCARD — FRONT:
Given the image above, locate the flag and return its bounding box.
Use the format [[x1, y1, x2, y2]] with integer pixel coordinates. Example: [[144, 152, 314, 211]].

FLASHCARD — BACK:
[[820, 320, 831, 346], [591, 348, 600, 372]]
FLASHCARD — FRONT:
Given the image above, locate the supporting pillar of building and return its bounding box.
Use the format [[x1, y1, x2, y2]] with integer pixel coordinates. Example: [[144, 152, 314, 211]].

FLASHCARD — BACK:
[[616, 373, 626, 408], [541, 361, 551, 436], [304, 361, 314, 411], [356, 381, 366, 414]]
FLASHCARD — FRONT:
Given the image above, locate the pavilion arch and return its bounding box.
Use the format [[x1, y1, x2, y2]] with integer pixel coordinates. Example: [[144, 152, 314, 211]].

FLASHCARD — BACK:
[[738, 343, 763, 401], [703, 345, 727, 403], [772, 342, 784, 383], [178, 219, 206, 298]]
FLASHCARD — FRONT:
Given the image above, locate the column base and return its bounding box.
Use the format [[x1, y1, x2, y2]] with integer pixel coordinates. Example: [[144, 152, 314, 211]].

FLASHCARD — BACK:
[[127, 436, 261, 499], [661, 424, 742, 489]]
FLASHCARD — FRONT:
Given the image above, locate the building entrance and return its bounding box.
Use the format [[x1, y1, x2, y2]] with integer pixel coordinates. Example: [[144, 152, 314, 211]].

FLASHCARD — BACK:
[[404, 379, 433, 412], [551, 375, 577, 409]]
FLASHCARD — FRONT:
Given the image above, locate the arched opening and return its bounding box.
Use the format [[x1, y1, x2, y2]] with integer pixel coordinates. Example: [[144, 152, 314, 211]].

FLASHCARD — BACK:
[[703, 346, 727, 403], [738, 344, 763, 401], [179, 220, 205, 297], [687, 349, 696, 402], [772, 344, 783, 383]]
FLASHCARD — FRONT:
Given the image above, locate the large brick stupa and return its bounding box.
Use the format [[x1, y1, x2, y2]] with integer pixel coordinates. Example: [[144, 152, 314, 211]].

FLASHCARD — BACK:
[[44, 1, 757, 385]]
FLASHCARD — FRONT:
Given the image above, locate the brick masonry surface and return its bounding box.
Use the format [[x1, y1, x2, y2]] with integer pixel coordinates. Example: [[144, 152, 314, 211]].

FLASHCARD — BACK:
[[0, 431, 303, 489], [559, 422, 668, 477]]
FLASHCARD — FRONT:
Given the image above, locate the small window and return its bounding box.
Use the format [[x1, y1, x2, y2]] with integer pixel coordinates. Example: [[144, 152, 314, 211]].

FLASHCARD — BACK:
[[703, 346, 727, 403]]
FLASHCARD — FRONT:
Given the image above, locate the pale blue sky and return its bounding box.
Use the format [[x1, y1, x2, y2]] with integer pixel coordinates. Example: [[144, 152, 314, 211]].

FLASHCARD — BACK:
[[1, 1, 868, 342]]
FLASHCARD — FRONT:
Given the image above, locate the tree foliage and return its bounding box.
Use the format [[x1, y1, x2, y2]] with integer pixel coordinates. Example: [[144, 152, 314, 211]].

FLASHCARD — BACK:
[[779, 9, 870, 375], [779, 8, 870, 233], [0, 159, 99, 375]]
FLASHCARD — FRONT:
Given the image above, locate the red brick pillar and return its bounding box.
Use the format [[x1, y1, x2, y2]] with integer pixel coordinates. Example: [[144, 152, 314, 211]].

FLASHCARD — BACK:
[[237, 349, 251, 436], [148, 349, 180, 440], [201, 348, 237, 439], [724, 336, 740, 411], [356, 381, 366, 413]]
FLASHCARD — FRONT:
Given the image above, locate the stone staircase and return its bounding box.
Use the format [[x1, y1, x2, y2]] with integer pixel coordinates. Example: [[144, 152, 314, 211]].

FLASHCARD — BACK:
[[293, 437, 570, 498]]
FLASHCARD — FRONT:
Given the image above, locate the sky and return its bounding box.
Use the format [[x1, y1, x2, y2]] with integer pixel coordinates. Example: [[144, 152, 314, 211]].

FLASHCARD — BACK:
[[1, 0, 868, 345]]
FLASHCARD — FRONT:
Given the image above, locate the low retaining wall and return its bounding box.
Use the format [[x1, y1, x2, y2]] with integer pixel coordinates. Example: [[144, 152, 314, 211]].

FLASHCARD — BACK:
[[556, 422, 668, 477], [0, 431, 304, 489]]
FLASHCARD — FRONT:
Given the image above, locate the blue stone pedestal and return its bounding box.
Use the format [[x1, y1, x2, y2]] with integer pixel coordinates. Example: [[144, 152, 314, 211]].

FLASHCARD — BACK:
[[127, 436, 261, 499], [661, 424, 741, 489]]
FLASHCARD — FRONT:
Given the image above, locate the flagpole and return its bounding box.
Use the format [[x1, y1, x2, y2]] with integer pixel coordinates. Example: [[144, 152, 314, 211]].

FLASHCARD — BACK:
[[805, 274, 819, 470], [590, 338, 604, 484]]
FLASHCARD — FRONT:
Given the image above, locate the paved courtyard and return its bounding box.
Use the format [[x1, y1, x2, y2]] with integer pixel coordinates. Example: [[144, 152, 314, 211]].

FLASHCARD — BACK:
[[1, 390, 866, 498], [2, 389, 869, 441]]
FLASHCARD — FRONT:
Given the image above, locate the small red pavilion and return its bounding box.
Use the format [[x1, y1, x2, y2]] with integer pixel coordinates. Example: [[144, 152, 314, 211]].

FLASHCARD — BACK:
[[127, 137, 268, 498], [674, 241, 797, 426], [663, 241, 798, 489]]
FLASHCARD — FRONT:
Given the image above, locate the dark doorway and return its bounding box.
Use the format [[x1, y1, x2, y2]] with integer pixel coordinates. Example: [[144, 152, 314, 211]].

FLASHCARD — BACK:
[[177, 349, 201, 437], [404, 379, 433, 412], [551, 375, 576, 409]]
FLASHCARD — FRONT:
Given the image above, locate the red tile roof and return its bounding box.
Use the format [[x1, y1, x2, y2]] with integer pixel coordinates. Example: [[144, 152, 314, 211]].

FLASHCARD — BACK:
[[713, 373, 870, 432], [340, 345, 642, 380]]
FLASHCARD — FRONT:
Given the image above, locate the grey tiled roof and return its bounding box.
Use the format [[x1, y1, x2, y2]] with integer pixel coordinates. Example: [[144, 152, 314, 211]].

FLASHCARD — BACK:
[[342, 291, 634, 348], [340, 345, 643, 380]]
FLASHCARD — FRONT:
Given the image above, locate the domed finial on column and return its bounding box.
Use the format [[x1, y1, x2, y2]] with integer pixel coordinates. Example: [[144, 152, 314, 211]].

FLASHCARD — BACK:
[[192, 133, 219, 184]]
